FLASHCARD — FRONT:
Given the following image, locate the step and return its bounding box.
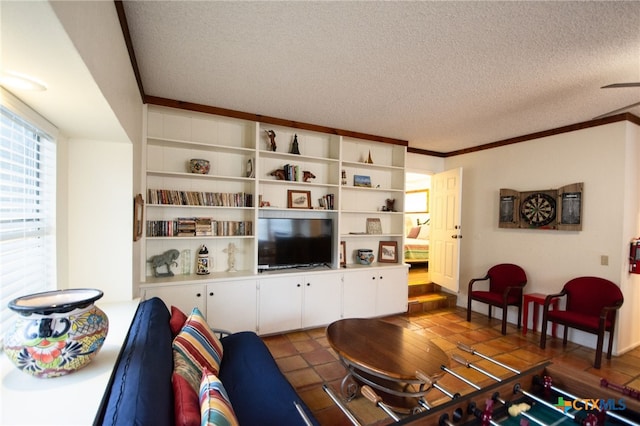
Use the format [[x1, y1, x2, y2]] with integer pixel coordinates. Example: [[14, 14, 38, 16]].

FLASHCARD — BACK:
[[407, 291, 457, 313]]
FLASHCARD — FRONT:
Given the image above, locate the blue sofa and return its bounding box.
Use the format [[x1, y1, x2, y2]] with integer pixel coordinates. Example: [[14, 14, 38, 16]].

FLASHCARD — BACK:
[[96, 297, 317, 425]]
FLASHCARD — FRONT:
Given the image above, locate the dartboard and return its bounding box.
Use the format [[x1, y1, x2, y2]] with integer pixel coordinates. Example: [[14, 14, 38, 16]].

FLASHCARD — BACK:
[[520, 192, 556, 226]]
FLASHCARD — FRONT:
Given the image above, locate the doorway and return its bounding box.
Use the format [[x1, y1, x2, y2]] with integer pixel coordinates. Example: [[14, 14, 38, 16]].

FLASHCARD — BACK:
[[404, 172, 431, 286]]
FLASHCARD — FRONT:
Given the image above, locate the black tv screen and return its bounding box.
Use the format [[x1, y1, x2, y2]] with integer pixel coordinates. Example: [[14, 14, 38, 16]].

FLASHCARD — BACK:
[[258, 218, 333, 270]]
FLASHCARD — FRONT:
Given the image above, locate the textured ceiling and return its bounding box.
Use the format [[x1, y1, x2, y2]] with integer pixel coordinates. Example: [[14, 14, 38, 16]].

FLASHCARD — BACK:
[[122, 1, 640, 153]]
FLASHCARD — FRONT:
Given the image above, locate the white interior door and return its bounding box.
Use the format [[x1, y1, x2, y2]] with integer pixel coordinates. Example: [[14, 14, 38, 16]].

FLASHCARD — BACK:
[[429, 168, 463, 293]]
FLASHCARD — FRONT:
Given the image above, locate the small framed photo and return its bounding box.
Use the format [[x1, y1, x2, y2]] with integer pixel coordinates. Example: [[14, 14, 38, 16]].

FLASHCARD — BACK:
[[366, 218, 382, 234], [133, 194, 144, 241], [378, 241, 398, 263], [353, 175, 372, 187], [339, 241, 346, 267], [288, 190, 311, 209]]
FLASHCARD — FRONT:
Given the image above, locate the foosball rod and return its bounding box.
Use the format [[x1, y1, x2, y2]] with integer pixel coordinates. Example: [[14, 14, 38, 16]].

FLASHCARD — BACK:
[[457, 342, 521, 375], [452, 353, 503, 383], [536, 376, 640, 426], [361, 385, 401, 422], [440, 364, 482, 390], [513, 383, 577, 423], [322, 384, 362, 426], [416, 370, 462, 400]]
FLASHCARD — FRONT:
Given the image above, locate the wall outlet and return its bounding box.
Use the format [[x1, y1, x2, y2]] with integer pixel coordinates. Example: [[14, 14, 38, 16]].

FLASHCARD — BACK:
[[600, 255, 609, 266]]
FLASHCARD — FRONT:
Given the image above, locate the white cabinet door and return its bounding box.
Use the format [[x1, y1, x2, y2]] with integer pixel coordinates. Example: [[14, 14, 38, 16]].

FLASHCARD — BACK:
[[342, 269, 377, 318], [303, 273, 342, 328], [207, 280, 257, 333], [376, 266, 408, 316], [142, 284, 206, 316], [258, 276, 303, 335]]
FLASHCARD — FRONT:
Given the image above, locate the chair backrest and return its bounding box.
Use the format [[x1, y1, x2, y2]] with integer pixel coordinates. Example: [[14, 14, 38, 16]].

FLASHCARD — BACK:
[[563, 277, 623, 319], [487, 264, 527, 295]]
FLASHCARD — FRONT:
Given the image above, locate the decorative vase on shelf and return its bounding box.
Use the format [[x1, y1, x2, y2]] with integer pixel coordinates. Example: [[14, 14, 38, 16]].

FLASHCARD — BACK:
[[189, 158, 210, 174], [356, 249, 375, 265], [3, 288, 109, 378]]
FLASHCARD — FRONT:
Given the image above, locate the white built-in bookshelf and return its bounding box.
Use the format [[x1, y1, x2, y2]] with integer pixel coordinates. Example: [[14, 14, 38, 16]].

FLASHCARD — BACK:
[[139, 104, 409, 334]]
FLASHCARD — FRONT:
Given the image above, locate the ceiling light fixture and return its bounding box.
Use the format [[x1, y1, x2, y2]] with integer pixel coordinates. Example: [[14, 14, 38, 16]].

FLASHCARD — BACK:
[[0, 71, 47, 91]]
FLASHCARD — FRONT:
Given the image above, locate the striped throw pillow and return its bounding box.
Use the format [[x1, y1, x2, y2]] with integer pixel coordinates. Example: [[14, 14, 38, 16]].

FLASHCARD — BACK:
[[173, 307, 224, 377], [200, 370, 239, 426]]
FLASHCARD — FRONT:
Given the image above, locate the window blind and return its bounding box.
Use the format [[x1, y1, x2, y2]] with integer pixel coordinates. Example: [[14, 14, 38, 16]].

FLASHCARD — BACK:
[[0, 104, 56, 342]]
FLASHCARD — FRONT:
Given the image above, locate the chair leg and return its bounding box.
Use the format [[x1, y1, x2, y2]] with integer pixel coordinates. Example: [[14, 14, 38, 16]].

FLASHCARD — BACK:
[[563, 327, 568, 346], [607, 329, 614, 360], [467, 296, 472, 322], [488, 305, 492, 319], [501, 308, 507, 335], [516, 305, 522, 329], [595, 330, 605, 369], [533, 306, 547, 349]]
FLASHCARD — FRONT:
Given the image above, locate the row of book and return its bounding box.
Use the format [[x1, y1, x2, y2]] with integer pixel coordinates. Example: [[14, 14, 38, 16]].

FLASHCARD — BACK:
[[318, 193, 335, 210], [148, 189, 253, 207], [282, 164, 302, 181], [147, 217, 253, 237]]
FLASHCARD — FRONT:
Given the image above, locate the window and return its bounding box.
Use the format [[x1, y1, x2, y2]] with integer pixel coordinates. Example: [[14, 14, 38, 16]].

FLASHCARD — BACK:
[[0, 95, 57, 342], [405, 189, 429, 213]]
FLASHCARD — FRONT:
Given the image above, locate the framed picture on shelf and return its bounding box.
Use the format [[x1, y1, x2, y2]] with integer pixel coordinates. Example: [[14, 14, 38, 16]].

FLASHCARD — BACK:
[[133, 193, 144, 241], [378, 241, 398, 263], [366, 218, 382, 234], [354, 175, 372, 187], [288, 190, 311, 209], [340, 241, 346, 267]]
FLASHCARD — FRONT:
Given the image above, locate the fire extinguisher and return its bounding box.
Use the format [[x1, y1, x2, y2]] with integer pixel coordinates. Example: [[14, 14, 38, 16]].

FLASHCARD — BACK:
[[197, 245, 210, 275]]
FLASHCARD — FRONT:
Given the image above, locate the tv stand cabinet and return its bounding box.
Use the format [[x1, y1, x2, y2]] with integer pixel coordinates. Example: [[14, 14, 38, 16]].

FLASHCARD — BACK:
[[138, 104, 408, 335], [141, 264, 408, 335]]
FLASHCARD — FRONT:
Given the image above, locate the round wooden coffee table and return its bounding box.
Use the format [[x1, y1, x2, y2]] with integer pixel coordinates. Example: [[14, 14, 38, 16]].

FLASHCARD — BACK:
[[326, 318, 450, 410]]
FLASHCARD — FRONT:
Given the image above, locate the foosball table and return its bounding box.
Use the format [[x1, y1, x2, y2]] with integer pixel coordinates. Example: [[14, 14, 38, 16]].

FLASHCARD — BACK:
[[324, 320, 640, 426]]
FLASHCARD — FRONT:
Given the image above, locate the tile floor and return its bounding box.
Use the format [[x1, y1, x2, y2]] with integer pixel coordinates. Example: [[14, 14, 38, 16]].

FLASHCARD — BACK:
[[262, 307, 640, 426]]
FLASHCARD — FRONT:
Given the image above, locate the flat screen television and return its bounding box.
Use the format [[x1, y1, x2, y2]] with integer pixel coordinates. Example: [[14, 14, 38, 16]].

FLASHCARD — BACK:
[[258, 218, 333, 270]]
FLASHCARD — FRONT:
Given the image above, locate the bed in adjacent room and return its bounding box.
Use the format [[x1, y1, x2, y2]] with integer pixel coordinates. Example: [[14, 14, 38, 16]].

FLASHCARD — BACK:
[[404, 225, 429, 264]]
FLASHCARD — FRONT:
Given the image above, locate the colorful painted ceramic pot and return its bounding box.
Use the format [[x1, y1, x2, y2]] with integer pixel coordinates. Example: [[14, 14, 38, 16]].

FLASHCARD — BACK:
[[189, 158, 210, 174], [356, 249, 375, 265], [4, 288, 109, 378]]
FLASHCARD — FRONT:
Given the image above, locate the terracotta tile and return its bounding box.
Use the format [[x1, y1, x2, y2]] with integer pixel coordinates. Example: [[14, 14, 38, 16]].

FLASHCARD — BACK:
[[293, 338, 323, 353], [287, 330, 313, 342], [265, 340, 298, 358], [302, 348, 338, 366], [297, 385, 336, 411], [276, 354, 309, 372], [284, 367, 323, 389], [314, 361, 348, 382]]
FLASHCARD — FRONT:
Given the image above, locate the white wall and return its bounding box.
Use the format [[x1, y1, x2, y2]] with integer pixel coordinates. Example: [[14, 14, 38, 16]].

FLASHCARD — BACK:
[[65, 139, 133, 302], [443, 121, 639, 353], [619, 122, 640, 353], [49, 1, 142, 301]]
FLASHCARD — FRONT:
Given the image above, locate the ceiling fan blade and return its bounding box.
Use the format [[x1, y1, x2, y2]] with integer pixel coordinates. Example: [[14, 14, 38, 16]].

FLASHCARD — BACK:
[[594, 100, 640, 119], [601, 82, 640, 89]]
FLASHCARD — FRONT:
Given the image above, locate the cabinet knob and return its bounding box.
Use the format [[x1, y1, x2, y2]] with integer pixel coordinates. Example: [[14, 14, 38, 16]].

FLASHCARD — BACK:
[[209, 292, 214, 296], [306, 283, 310, 287], [372, 276, 376, 280], [379, 276, 383, 280], [196, 293, 201, 297], [297, 283, 301, 287]]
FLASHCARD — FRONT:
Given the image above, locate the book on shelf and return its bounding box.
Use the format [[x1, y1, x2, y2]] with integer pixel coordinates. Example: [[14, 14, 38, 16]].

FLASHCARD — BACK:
[[318, 193, 335, 210], [146, 218, 253, 237], [147, 189, 253, 207]]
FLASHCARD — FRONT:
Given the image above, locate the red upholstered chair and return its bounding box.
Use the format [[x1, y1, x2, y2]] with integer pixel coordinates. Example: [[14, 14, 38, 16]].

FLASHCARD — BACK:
[[540, 277, 623, 369], [467, 264, 527, 335]]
